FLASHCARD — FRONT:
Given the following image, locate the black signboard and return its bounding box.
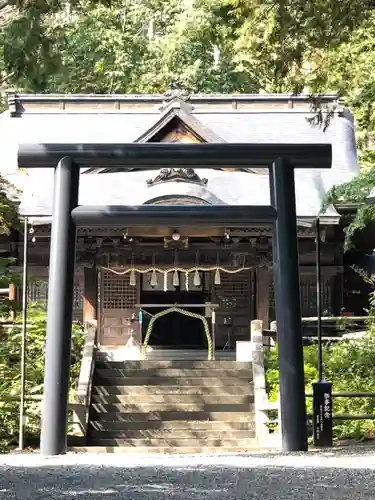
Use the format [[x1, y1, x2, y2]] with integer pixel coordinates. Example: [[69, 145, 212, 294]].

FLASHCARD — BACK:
[[312, 380, 333, 447]]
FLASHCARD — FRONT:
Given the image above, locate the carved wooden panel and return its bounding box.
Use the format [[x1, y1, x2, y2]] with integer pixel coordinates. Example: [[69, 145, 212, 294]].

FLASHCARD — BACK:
[[299, 275, 334, 317], [269, 272, 336, 321], [213, 269, 254, 347], [160, 125, 200, 143], [101, 308, 141, 346]]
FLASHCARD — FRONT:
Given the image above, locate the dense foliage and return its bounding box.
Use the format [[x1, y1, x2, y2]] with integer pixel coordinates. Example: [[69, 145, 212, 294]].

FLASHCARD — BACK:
[[0, 0, 373, 94], [265, 324, 375, 439], [0, 305, 84, 450], [318, 11, 375, 246]]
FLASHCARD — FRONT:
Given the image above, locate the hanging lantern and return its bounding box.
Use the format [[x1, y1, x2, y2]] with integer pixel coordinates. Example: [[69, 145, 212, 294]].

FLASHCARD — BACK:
[[173, 269, 180, 287], [214, 267, 221, 285], [150, 269, 158, 288], [193, 269, 201, 287]]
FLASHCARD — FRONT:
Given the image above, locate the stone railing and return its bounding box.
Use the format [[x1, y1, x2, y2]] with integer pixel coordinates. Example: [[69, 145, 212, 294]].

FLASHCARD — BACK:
[[237, 319, 281, 448], [72, 319, 98, 438], [251, 319, 281, 447]]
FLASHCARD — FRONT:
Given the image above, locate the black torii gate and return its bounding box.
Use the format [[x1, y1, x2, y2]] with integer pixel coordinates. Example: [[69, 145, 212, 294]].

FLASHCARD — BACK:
[[18, 142, 332, 456]]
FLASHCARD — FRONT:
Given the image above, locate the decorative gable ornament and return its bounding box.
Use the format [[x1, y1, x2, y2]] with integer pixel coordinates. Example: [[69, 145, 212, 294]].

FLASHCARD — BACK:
[[162, 87, 190, 102], [160, 87, 194, 112], [146, 168, 208, 187]]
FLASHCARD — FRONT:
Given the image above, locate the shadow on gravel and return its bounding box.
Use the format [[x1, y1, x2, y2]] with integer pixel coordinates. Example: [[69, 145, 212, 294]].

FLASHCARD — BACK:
[[0, 463, 374, 499]]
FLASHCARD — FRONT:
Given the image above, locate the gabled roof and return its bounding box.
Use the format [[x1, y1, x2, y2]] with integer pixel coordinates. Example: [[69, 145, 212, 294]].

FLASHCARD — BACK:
[[136, 101, 226, 144], [87, 101, 226, 174]]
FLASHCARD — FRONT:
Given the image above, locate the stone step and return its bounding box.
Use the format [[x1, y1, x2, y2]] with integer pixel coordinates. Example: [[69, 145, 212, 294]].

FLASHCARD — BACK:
[[90, 394, 253, 405], [69, 445, 264, 454], [90, 410, 255, 422], [95, 368, 253, 378], [90, 401, 254, 413], [86, 437, 259, 447], [88, 428, 256, 439], [144, 350, 236, 361], [93, 376, 253, 387], [97, 351, 237, 362], [92, 384, 252, 396], [95, 360, 250, 370], [88, 420, 255, 431]]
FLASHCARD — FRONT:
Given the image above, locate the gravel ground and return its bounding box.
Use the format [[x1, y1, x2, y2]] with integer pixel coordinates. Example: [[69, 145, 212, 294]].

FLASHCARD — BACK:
[[1, 445, 375, 499]]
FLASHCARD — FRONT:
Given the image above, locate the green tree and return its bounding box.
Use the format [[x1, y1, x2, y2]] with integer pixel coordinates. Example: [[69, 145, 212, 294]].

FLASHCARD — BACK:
[[231, 0, 374, 93], [319, 13, 375, 246], [0, 175, 19, 318], [47, 0, 248, 93], [0, 305, 84, 449], [266, 324, 375, 440], [2, 0, 374, 95], [0, 0, 111, 93], [45, 0, 375, 95]]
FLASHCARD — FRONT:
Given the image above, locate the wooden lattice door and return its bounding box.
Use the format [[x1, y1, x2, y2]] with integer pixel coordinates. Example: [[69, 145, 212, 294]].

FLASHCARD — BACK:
[[99, 270, 140, 347]]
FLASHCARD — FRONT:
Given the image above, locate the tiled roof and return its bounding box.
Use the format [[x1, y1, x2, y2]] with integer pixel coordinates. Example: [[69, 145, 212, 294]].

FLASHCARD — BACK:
[[0, 93, 359, 224]]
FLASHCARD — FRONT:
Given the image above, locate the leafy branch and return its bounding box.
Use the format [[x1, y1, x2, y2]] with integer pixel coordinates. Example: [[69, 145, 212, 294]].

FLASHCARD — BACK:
[[322, 160, 375, 249]]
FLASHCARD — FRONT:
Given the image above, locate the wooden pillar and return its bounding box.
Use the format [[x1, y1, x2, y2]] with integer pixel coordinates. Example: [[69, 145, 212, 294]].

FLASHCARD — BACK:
[[9, 283, 17, 301], [256, 267, 270, 329], [83, 267, 97, 324], [8, 283, 17, 320], [41, 156, 79, 456]]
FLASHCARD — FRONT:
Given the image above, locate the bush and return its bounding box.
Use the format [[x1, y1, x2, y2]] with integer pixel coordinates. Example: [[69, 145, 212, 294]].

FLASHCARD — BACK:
[[265, 323, 375, 440], [0, 304, 84, 451]]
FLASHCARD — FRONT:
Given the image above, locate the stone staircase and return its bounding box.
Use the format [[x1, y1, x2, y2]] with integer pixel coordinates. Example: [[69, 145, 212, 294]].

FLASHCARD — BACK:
[[86, 358, 258, 452]]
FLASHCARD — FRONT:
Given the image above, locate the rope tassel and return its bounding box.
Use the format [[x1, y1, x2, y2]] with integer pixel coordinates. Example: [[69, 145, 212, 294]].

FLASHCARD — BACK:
[[193, 269, 201, 287], [214, 268, 221, 285], [173, 269, 179, 287]]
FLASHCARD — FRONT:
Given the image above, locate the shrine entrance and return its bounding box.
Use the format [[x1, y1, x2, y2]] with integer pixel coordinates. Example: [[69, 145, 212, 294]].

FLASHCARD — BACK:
[[140, 291, 205, 348]]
